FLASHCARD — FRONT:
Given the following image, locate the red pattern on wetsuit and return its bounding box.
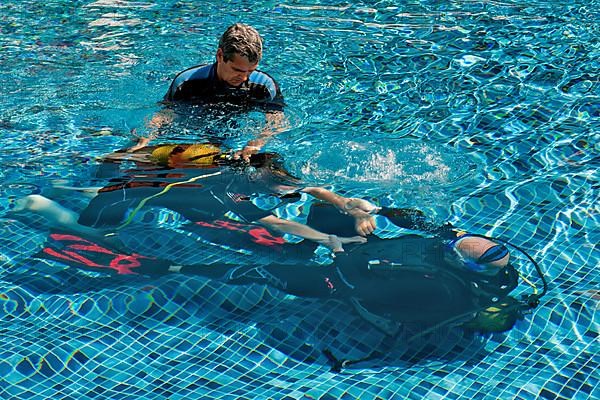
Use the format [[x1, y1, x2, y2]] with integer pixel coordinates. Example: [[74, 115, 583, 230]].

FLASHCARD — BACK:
[[195, 219, 285, 246], [42, 233, 155, 275]]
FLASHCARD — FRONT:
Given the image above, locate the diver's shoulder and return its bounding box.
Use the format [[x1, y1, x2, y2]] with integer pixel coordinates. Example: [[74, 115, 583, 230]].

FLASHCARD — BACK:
[[172, 63, 216, 83]]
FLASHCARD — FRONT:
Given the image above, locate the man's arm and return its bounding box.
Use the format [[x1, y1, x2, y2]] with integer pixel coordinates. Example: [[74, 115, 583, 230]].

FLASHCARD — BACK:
[[301, 187, 380, 236], [237, 110, 288, 161], [257, 214, 366, 253], [127, 108, 175, 152]]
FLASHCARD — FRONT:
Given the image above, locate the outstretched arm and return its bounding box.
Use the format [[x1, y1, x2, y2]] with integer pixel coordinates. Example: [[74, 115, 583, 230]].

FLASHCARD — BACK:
[[127, 109, 175, 152], [235, 111, 289, 161], [257, 214, 366, 253], [301, 187, 380, 236]]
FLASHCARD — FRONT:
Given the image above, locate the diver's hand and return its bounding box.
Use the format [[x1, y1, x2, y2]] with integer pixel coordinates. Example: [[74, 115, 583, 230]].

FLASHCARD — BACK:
[[343, 198, 380, 236], [354, 214, 377, 236], [318, 234, 367, 254]]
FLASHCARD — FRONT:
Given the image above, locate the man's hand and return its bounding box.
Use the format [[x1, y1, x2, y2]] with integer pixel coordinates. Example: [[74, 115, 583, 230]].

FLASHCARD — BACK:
[[300, 187, 381, 237], [126, 109, 175, 152], [233, 145, 260, 162], [234, 111, 288, 162], [126, 136, 151, 153], [258, 215, 367, 255]]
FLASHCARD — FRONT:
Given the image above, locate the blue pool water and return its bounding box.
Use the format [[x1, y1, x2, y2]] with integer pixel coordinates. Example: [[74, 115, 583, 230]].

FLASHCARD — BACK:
[[1, 0, 599, 399]]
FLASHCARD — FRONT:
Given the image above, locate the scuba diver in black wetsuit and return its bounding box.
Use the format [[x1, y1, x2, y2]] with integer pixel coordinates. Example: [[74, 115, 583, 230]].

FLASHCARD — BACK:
[[169, 205, 526, 337], [18, 143, 374, 255], [14, 143, 547, 351]]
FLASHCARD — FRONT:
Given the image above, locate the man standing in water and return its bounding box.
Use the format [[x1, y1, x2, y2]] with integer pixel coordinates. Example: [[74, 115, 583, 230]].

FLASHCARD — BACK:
[[129, 23, 286, 160]]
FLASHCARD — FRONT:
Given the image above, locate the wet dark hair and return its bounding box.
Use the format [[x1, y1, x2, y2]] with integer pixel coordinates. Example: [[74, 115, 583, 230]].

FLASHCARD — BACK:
[[218, 23, 263, 64]]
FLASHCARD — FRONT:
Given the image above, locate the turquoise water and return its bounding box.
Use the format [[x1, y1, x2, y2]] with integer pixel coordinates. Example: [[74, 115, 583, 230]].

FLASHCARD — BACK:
[[1, 0, 599, 399]]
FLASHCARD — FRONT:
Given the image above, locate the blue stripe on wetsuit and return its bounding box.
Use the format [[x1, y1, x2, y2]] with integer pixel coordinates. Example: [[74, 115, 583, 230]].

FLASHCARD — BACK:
[[167, 64, 215, 100], [249, 71, 278, 99]]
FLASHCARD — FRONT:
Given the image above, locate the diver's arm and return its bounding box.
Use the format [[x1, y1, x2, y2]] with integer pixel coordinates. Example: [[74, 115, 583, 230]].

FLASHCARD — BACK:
[[301, 187, 380, 236], [127, 109, 175, 152], [257, 214, 366, 253], [128, 137, 151, 153]]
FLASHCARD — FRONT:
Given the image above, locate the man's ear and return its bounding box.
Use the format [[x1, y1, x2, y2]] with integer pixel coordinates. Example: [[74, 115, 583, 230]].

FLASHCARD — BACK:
[[216, 48, 224, 63]]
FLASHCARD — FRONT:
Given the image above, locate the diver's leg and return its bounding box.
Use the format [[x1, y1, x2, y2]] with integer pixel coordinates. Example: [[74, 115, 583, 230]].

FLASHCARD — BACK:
[[46, 180, 101, 199], [13, 194, 101, 238]]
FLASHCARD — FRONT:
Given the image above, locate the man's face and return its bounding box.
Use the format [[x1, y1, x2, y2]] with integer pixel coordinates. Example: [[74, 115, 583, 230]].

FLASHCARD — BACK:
[[216, 48, 258, 87]]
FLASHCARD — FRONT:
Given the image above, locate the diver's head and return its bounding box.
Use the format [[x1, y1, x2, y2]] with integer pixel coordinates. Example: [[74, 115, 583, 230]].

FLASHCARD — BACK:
[[453, 235, 510, 273], [216, 24, 262, 87], [218, 23, 263, 64]]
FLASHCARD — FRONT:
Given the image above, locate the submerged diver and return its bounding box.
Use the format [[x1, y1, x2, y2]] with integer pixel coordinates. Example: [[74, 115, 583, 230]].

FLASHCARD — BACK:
[[14, 144, 543, 346], [21, 143, 376, 254]]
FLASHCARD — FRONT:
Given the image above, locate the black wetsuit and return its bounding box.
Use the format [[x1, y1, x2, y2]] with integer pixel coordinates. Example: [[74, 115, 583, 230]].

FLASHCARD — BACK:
[[164, 63, 284, 112], [79, 167, 275, 228], [173, 204, 519, 332], [38, 161, 518, 333], [152, 63, 285, 145]]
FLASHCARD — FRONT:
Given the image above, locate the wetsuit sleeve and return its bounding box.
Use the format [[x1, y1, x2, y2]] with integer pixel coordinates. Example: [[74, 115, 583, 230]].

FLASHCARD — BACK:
[[249, 71, 285, 112], [163, 79, 177, 102], [164, 69, 190, 101], [163, 64, 215, 102], [377, 207, 458, 238], [265, 83, 285, 112]]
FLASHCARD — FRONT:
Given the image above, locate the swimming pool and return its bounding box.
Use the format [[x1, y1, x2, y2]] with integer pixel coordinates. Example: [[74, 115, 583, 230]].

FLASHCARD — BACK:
[[1, 0, 598, 398]]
